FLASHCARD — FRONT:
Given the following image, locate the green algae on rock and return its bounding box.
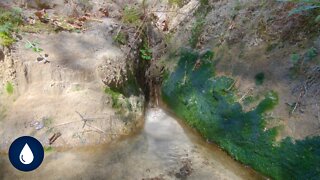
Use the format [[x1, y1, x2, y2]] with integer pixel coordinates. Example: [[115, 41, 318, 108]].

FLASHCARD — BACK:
[[161, 48, 320, 180]]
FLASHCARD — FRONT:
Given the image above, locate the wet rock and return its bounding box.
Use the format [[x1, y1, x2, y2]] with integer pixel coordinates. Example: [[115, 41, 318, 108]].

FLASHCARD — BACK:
[[174, 159, 193, 179]]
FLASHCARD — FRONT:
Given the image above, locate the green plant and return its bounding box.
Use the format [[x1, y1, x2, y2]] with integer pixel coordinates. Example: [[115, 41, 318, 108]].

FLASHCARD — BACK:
[[122, 6, 141, 25], [304, 46, 318, 61], [113, 31, 128, 45], [104, 87, 122, 109], [189, 18, 205, 48], [289, 47, 318, 76], [290, 53, 300, 64], [44, 146, 54, 153], [140, 43, 152, 61], [280, 0, 320, 22], [0, 7, 23, 46], [5, 82, 13, 95], [25, 40, 43, 52]]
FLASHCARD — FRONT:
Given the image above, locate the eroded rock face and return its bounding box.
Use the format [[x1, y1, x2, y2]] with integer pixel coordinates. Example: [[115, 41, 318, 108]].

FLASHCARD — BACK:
[[97, 56, 128, 90], [0, 47, 16, 91], [0, 18, 144, 150]]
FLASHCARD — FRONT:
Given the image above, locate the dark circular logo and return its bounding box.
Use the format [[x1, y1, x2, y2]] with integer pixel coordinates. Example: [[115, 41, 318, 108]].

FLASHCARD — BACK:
[[8, 136, 44, 172]]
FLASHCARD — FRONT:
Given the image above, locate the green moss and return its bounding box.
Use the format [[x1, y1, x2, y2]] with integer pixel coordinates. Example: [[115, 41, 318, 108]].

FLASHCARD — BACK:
[[104, 87, 122, 109], [5, 82, 13, 95], [162, 49, 320, 179]]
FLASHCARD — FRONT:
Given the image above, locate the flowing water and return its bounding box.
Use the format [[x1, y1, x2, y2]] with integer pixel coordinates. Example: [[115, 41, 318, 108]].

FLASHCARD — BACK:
[[0, 108, 264, 180]]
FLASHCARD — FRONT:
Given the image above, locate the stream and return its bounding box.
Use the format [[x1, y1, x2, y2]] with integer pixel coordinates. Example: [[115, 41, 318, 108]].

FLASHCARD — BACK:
[[0, 108, 264, 179]]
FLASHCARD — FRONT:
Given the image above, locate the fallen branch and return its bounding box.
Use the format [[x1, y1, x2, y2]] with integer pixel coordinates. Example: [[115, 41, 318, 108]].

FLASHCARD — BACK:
[[49, 132, 61, 145], [227, 78, 237, 91], [51, 120, 83, 128], [239, 88, 253, 102], [291, 92, 303, 115]]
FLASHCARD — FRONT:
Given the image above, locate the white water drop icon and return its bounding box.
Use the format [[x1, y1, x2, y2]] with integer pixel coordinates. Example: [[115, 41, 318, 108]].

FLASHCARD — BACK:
[[19, 143, 34, 164]]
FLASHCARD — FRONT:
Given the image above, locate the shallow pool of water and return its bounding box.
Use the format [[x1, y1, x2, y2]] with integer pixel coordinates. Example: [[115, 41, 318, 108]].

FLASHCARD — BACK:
[[0, 108, 264, 180]]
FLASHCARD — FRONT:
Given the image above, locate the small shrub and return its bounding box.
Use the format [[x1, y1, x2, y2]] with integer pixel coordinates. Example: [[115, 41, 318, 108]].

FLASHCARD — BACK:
[[0, 7, 23, 46], [113, 31, 128, 45], [280, 0, 320, 22], [289, 47, 318, 77], [140, 42, 152, 61], [122, 6, 141, 25], [304, 47, 318, 61]]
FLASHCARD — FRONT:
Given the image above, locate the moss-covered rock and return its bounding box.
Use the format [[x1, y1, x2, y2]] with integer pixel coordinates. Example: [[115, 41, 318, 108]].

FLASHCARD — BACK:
[[161, 48, 320, 180]]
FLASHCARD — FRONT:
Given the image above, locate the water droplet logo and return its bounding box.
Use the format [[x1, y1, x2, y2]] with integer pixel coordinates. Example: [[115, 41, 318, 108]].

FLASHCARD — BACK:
[[9, 136, 44, 172], [19, 143, 34, 164]]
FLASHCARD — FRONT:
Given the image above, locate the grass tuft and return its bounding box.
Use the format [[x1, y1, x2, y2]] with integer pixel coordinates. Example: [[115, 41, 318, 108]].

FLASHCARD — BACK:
[[5, 82, 13, 95]]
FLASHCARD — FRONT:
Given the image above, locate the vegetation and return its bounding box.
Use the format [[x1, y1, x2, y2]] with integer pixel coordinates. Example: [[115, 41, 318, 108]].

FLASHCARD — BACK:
[[122, 6, 141, 26], [281, 0, 320, 22], [189, 19, 205, 48], [139, 41, 152, 61], [20, 21, 55, 33], [25, 40, 43, 53], [43, 146, 54, 153], [0, 7, 23, 46], [113, 31, 128, 45], [104, 87, 122, 109], [5, 82, 14, 95], [289, 47, 318, 77], [189, 0, 210, 48], [162, 49, 320, 179]]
